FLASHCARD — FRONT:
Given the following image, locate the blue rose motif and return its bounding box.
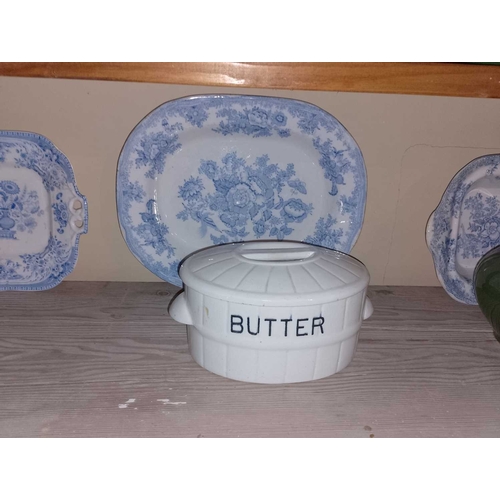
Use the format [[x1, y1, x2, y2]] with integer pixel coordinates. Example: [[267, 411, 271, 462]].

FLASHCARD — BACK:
[[179, 176, 204, 201], [176, 153, 312, 243], [247, 173, 274, 200], [226, 183, 258, 216], [248, 108, 269, 127], [281, 198, 311, 222], [481, 221, 500, 241]]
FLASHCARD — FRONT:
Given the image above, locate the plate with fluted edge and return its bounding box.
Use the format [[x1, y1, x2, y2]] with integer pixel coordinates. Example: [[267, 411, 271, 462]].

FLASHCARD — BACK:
[[426, 154, 500, 304], [0, 131, 88, 291]]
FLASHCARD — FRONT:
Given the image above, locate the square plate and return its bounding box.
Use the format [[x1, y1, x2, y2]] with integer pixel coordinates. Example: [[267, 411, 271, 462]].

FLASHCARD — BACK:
[[0, 131, 88, 291]]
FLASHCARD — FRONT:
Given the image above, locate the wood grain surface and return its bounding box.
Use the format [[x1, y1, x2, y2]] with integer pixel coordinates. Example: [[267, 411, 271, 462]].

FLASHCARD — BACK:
[[1, 62, 500, 98], [0, 282, 499, 437]]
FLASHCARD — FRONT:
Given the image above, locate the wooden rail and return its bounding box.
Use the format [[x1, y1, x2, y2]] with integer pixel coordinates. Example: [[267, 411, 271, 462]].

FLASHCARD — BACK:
[[1, 62, 499, 98]]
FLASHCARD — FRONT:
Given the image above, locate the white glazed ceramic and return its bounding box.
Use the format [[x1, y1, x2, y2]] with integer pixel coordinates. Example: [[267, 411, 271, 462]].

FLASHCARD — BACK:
[[117, 95, 367, 286], [426, 154, 500, 304], [169, 241, 373, 384], [0, 131, 88, 291]]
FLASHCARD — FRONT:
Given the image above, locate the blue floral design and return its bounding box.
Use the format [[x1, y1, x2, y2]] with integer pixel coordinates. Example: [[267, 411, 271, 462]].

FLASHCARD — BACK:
[[287, 179, 307, 195], [137, 199, 175, 258], [0, 181, 44, 238], [117, 95, 367, 286], [0, 260, 23, 280], [457, 193, 500, 259], [0, 143, 9, 163], [313, 137, 348, 196], [135, 121, 182, 179], [52, 192, 68, 234], [212, 106, 291, 138], [288, 107, 337, 135], [0, 131, 88, 291], [427, 155, 500, 304], [177, 153, 312, 242], [0, 180, 20, 195], [304, 215, 343, 248], [177, 104, 209, 128], [118, 167, 179, 283], [122, 181, 146, 203], [178, 176, 204, 201], [280, 199, 311, 223]]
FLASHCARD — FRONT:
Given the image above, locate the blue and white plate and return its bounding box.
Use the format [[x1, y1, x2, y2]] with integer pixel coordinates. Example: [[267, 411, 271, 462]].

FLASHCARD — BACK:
[[426, 154, 500, 304], [0, 131, 88, 291], [117, 95, 367, 286]]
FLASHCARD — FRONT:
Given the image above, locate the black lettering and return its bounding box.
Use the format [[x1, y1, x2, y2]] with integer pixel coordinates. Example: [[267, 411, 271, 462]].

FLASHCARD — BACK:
[[247, 317, 260, 335], [281, 318, 292, 337], [296, 318, 308, 336], [230, 315, 244, 333], [312, 316, 325, 335], [264, 318, 277, 336]]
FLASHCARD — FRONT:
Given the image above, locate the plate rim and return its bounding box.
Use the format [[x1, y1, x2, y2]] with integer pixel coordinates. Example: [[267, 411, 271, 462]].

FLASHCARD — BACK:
[[0, 130, 88, 291], [117, 93, 367, 285]]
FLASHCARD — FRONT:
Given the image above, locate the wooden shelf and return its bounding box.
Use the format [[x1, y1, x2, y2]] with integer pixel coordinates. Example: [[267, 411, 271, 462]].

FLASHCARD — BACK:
[[0, 282, 498, 437], [1, 62, 500, 98]]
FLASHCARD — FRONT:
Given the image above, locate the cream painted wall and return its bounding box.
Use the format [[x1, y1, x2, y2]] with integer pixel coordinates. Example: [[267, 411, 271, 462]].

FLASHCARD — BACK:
[[0, 76, 499, 285]]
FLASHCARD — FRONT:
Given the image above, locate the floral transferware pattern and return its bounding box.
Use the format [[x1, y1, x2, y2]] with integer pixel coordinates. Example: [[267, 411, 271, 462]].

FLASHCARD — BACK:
[[52, 192, 69, 235], [117, 95, 367, 286], [177, 153, 313, 244], [0, 131, 88, 291], [457, 192, 500, 259], [0, 181, 44, 239], [426, 154, 500, 305]]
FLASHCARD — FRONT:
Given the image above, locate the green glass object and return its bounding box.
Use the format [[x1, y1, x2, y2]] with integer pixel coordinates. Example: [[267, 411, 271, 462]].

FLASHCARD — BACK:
[[474, 245, 500, 342]]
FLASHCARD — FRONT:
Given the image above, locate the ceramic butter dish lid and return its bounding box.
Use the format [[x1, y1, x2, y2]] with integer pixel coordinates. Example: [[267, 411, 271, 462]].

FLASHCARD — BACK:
[[170, 240, 373, 384], [178, 240, 370, 306]]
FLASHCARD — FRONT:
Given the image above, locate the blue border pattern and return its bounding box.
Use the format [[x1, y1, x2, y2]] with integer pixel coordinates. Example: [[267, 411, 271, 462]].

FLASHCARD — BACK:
[[0, 131, 88, 291], [427, 154, 500, 305], [117, 95, 367, 286]]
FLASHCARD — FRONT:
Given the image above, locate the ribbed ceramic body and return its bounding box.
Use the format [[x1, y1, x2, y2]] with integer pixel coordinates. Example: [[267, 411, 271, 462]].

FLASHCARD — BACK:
[[169, 241, 372, 384]]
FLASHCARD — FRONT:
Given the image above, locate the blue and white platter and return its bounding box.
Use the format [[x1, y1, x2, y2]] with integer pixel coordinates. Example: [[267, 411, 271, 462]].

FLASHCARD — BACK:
[[426, 154, 500, 304], [0, 131, 88, 291], [117, 95, 367, 286]]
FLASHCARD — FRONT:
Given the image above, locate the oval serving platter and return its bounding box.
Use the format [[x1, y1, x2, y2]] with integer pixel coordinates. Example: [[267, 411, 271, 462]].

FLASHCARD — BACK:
[[117, 95, 367, 286], [0, 131, 88, 291]]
